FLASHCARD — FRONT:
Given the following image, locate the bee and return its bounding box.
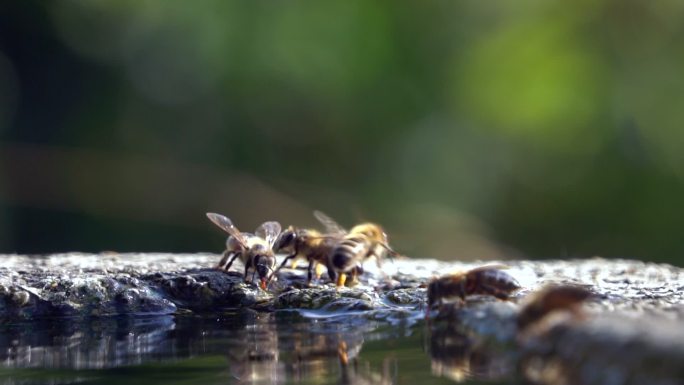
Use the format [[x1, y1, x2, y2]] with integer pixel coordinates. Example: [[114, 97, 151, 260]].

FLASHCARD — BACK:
[[270, 226, 339, 286], [314, 211, 399, 288], [428, 323, 510, 383], [426, 265, 521, 318], [516, 285, 592, 331], [226, 318, 280, 382], [206, 212, 281, 290]]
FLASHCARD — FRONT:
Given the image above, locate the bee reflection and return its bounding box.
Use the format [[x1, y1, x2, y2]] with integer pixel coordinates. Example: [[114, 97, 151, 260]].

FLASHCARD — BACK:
[[284, 332, 361, 382], [225, 319, 373, 384], [226, 320, 281, 383], [427, 321, 513, 383]]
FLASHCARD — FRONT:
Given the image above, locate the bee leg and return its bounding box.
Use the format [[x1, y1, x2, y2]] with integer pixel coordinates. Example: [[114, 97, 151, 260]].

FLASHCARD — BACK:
[[277, 254, 296, 273], [326, 260, 337, 283], [314, 263, 326, 280], [243, 259, 252, 283], [216, 250, 233, 269], [306, 260, 315, 287], [222, 251, 242, 272], [268, 253, 295, 285], [346, 267, 359, 287], [336, 273, 347, 288]]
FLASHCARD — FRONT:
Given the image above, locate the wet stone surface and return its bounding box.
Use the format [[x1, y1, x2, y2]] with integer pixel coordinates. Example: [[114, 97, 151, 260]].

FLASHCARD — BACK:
[[0, 253, 682, 321], [1, 253, 684, 384]]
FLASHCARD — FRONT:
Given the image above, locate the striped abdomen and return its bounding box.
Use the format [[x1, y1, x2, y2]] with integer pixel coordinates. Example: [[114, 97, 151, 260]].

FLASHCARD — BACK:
[[465, 268, 520, 299], [427, 275, 466, 307], [330, 235, 372, 273]]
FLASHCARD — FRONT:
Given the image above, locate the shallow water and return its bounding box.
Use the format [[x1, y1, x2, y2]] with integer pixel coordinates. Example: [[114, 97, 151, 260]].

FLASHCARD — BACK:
[[0, 311, 522, 385]]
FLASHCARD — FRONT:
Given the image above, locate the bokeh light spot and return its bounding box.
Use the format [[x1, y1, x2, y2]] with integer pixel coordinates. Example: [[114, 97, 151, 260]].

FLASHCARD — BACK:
[[456, 20, 608, 152]]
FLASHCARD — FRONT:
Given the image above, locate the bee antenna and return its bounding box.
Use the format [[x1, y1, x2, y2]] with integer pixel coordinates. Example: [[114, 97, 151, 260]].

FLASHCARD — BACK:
[[386, 253, 395, 263], [380, 242, 401, 261]]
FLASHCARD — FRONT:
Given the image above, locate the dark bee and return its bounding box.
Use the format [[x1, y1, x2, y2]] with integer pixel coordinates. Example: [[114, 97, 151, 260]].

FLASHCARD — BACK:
[[314, 211, 399, 288], [516, 285, 592, 331], [270, 226, 340, 286], [206, 212, 281, 290], [426, 265, 521, 317]]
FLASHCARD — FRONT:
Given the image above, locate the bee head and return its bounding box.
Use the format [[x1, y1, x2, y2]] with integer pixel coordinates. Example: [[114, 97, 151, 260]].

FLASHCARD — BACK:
[[273, 226, 297, 253], [254, 254, 276, 288], [350, 223, 387, 243]]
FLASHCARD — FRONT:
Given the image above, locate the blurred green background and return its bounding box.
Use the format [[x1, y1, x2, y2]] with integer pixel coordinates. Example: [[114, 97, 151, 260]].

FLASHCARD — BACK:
[[1, 1, 684, 265]]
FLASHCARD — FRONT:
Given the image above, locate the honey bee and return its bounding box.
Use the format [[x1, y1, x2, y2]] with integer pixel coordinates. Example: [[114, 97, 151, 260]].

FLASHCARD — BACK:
[[270, 226, 339, 286], [314, 211, 399, 288], [516, 285, 592, 331], [206, 212, 281, 290], [426, 265, 521, 318]]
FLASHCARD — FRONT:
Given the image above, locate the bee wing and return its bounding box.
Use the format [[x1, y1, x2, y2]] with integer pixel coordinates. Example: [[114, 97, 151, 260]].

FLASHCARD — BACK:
[[313, 210, 347, 235], [307, 234, 343, 243], [206, 212, 249, 248], [255, 221, 282, 248]]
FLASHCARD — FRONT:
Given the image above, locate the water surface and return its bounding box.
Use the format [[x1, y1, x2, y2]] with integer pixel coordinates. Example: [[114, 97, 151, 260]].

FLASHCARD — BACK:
[[0, 311, 521, 384]]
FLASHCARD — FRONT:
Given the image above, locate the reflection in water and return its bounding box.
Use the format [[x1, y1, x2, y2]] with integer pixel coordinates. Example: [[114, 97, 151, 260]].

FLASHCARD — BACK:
[[223, 313, 391, 384], [2, 311, 547, 384], [0, 312, 398, 384], [427, 320, 515, 383], [0, 316, 176, 369], [226, 319, 281, 383], [4, 307, 660, 384]]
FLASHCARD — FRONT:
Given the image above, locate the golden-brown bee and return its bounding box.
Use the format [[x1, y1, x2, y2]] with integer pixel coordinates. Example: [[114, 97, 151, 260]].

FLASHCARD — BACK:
[[426, 265, 521, 317], [428, 322, 512, 383], [516, 285, 592, 331], [206, 212, 281, 290], [270, 226, 339, 286], [314, 211, 399, 287]]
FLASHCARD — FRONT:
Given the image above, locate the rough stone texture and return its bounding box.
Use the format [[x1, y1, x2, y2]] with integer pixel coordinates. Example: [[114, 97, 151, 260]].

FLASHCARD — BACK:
[[1, 253, 683, 320], [518, 313, 684, 385], [1, 253, 683, 384]]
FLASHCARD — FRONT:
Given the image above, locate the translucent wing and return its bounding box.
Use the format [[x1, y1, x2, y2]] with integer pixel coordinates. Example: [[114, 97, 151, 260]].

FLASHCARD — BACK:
[[306, 234, 345, 245], [255, 221, 282, 247], [313, 210, 347, 235], [206, 212, 249, 248]]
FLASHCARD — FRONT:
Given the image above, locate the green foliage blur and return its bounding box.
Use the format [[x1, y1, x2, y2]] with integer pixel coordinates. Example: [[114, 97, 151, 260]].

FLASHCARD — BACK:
[[1, 1, 684, 265]]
